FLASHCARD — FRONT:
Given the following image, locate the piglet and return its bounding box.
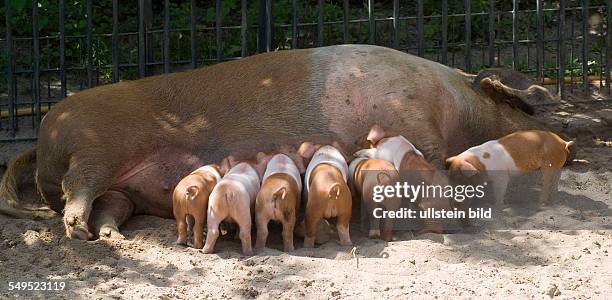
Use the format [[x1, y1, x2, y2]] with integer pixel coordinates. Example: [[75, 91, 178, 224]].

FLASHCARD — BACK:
[[349, 157, 400, 241], [203, 153, 271, 255], [355, 124, 424, 171], [446, 130, 574, 205], [255, 153, 304, 252], [301, 143, 352, 247], [173, 163, 226, 249]]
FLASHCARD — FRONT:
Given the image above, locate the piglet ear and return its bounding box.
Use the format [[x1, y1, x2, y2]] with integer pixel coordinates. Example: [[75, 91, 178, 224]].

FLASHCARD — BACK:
[[219, 158, 232, 174], [297, 142, 318, 160], [366, 124, 387, 145], [459, 160, 480, 177], [445, 156, 456, 169], [376, 172, 392, 185], [273, 187, 287, 201]]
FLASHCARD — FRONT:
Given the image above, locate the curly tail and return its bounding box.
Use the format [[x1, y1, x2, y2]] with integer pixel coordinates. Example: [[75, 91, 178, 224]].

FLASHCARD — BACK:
[[0, 148, 57, 219]]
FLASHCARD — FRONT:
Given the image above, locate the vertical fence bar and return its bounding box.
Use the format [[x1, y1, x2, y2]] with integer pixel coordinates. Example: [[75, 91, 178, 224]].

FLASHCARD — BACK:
[[138, 0, 146, 76], [163, 0, 170, 72], [318, 0, 324, 46], [111, 0, 119, 82], [86, 0, 94, 86], [215, 0, 222, 62], [488, 0, 495, 66], [368, 0, 374, 44], [558, 0, 566, 98], [607, 0, 611, 93], [392, 0, 399, 49], [582, 0, 589, 94], [5, 0, 14, 134], [258, 0, 266, 52], [32, 0, 41, 124], [343, 0, 349, 43], [441, 0, 448, 64], [464, 0, 471, 70], [60, 0, 67, 96], [536, 0, 543, 82], [291, 0, 297, 49], [512, 0, 518, 70], [417, 0, 424, 57], [242, 0, 248, 55], [190, 0, 197, 68]]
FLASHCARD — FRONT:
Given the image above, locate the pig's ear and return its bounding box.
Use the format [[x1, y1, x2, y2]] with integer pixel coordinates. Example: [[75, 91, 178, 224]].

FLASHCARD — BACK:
[[297, 142, 318, 160], [273, 187, 287, 201], [458, 160, 480, 177], [445, 156, 457, 169], [565, 140, 575, 153], [366, 124, 386, 145], [219, 158, 232, 175]]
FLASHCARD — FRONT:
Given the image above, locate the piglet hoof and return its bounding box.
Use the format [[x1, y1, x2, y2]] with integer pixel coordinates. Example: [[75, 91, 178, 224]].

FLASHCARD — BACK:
[[202, 246, 214, 254], [242, 249, 254, 256], [63, 216, 93, 240], [283, 244, 295, 252], [368, 229, 381, 239], [303, 237, 316, 248], [192, 240, 204, 249], [339, 239, 353, 247], [99, 225, 125, 240], [176, 237, 187, 246]]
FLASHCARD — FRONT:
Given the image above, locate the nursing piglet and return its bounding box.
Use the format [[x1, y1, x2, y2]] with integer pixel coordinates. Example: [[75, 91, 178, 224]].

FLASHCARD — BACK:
[[203, 153, 271, 255]]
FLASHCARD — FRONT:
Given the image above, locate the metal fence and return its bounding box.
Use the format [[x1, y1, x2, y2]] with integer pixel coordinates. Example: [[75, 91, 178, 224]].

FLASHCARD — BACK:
[[1, 0, 610, 141]]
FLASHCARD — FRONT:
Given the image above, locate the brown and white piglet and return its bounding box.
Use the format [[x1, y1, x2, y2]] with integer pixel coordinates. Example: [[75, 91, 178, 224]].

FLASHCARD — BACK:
[[301, 143, 352, 247], [446, 130, 574, 205], [255, 153, 304, 252], [349, 157, 400, 241], [173, 163, 226, 249], [203, 153, 271, 255]]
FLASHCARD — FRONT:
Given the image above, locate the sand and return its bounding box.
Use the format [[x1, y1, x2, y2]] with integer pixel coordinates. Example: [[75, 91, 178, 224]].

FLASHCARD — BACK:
[[0, 94, 610, 299]]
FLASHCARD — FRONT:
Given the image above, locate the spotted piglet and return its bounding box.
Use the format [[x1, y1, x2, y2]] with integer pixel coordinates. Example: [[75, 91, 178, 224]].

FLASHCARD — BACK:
[[203, 153, 271, 255], [301, 142, 352, 248], [446, 130, 574, 205]]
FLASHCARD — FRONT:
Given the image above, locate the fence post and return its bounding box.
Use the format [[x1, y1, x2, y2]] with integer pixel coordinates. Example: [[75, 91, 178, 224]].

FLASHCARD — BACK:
[[111, 0, 119, 82], [242, 0, 248, 56], [163, 0, 170, 72], [5, 0, 15, 135], [318, 0, 324, 46], [392, 0, 398, 49], [607, 0, 611, 94], [190, 0, 197, 68], [464, 0, 471, 71], [488, 0, 495, 67], [60, 0, 67, 96], [144, 0, 153, 70], [558, 0, 566, 98], [258, 0, 272, 52], [32, 0, 41, 124], [582, 0, 589, 94], [216, 0, 222, 63], [368, 0, 375, 44], [291, 0, 298, 49], [512, 0, 518, 70], [441, 0, 448, 65], [417, 0, 424, 57], [138, 0, 146, 76], [343, 0, 349, 44], [536, 0, 543, 82]]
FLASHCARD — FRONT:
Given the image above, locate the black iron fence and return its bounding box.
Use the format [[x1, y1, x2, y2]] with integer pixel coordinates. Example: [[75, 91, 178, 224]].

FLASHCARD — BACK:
[[1, 0, 610, 141]]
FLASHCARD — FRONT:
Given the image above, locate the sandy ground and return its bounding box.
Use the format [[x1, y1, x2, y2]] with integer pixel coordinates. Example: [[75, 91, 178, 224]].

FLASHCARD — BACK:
[[0, 92, 610, 299]]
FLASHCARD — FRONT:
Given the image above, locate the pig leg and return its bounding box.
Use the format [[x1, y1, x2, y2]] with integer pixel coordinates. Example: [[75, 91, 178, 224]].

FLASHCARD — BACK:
[[203, 202, 226, 254], [539, 168, 561, 206], [381, 197, 400, 241], [89, 190, 134, 240], [176, 215, 188, 245], [304, 210, 323, 248], [366, 198, 380, 239], [191, 207, 207, 249], [61, 158, 115, 240], [255, 213, 270, 250], [235, 213, 254, 256], [281, 214, 296, 252], [490, 173, 510, 204], [336, 205, 353, 246]]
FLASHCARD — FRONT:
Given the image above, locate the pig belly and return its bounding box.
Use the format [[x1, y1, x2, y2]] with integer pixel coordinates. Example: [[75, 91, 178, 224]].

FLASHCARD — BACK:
[[111, 148, 203, 218]]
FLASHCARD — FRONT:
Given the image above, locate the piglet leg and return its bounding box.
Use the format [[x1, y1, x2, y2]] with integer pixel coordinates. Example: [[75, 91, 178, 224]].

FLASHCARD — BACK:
[[336, 210, 352, 246], [282, 215, 296, 252], [255, 214, 269, 250], [539, 168, 561, 206]]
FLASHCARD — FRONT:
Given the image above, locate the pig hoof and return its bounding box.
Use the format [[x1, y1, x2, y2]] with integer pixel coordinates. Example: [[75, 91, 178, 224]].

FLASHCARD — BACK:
[[243, 249, 254, 256], [64, 217, 92, 240], [202, 246, 214, 254], [193, 241, 204, 249], [339, 240, 353, 246], [303, 237, 316, 248], [368, 229, 381, 239], [176, 238, 187, 246], [283, 245, 295, 252], [99, 225, 125, 240]]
